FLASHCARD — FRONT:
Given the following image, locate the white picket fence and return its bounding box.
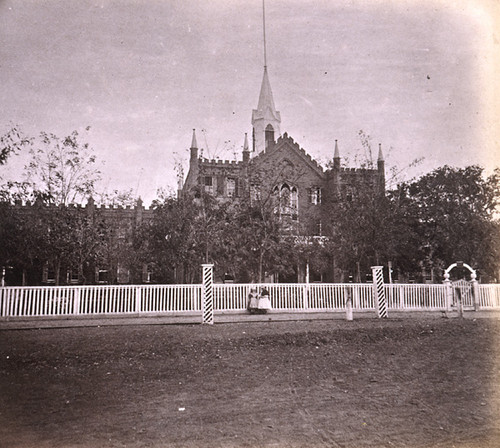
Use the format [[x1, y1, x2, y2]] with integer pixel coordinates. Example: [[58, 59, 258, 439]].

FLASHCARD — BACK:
[[1, 282, 500, 319]]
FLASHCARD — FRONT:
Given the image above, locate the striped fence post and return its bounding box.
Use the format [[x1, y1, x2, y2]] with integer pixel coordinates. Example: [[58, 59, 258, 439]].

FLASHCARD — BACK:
[[202, 264, 214, 325], [371, 266, 387, 318]]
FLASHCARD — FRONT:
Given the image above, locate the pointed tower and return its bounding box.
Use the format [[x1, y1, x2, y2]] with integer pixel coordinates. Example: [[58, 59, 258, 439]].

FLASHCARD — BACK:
[[242, 132, 250, 163], [333, 139, 340, 170], [377, 143, 385, 192], [183, 129, 200, 194], [251, 0, 281, 154], [190, 129, 198, 161]]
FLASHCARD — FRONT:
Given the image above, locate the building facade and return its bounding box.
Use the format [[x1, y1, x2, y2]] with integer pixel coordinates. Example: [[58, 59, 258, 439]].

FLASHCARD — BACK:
[[182, 66, 385, 282], [1, 198, 153, 286]]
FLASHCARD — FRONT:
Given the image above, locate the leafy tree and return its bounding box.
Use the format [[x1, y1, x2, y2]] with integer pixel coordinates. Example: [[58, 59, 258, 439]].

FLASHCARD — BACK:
[[97, 188, 139, 208], [0, 127, 107, 285], [405, 165, 500, 281], [145, 189, 229, 283], [32, 204, 109, 285], [0, 126, 32, 203], [0, 125, 30, 167], [4, 127, 101, 205], [221, 202, 295, 283], [323, 183, 385, 281]]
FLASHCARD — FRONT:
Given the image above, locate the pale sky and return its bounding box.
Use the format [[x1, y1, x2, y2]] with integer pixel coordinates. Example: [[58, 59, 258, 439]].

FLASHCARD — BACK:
[[1, 0, 499, 205]]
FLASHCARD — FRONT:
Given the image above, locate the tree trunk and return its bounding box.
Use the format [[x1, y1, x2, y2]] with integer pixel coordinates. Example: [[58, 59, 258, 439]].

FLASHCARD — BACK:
[[259, 250, 264, 283], [55, 259, 61, 286]]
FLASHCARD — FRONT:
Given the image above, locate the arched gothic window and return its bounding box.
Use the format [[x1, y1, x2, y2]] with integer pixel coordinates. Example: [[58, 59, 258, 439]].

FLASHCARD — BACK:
[[265, 124, 275, 149], [273, 183, 299, 222], [280, 183, 290, 215]]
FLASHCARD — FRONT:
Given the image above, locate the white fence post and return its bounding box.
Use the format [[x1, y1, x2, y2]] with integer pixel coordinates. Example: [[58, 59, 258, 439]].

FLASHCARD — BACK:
[[135, 286, 142, 313], [73, 288, 80, 315], [443, 273, 453, 311], [303, 284, 309, 310], [202, 264, 214, 325], [471, 271, 480, 311], [352, 285, 359, 309], [371, 266, 387, 318], [346, 286, 353, 321]]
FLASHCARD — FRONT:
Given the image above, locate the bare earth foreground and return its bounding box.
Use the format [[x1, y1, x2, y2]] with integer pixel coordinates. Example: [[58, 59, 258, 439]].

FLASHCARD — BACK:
[[1, 316, 500, 448]]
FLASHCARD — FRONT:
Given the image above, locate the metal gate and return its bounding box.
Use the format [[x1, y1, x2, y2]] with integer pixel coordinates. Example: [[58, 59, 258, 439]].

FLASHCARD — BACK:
[[451, 279, 474, 310]]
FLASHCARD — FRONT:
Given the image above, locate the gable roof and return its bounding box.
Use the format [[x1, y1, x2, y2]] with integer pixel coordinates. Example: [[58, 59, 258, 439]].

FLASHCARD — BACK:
[[250, 132, 325, 178]]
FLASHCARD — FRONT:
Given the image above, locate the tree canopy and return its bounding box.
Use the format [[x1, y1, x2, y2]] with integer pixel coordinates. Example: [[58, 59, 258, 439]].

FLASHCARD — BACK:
[[1, 126, 498, 286], [0, 127, 100, 205]]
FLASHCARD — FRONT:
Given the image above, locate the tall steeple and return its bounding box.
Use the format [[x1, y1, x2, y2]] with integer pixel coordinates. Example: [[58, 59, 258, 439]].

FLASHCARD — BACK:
[[251, 0, 281, 154]]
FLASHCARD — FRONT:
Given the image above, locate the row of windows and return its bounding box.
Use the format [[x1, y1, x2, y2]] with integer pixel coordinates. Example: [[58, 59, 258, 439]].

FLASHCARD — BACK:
[[203, 176, 323, 206], [42, 263, 153, 285], [204, 176, 238, 197]]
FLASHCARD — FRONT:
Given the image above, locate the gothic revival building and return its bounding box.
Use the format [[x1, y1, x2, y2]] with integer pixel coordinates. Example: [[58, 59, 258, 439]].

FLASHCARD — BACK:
[[182, 65, 385, 281]]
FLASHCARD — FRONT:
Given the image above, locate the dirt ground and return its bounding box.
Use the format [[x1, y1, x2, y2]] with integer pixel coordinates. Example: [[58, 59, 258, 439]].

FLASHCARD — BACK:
[[1, 316, 500, 448]]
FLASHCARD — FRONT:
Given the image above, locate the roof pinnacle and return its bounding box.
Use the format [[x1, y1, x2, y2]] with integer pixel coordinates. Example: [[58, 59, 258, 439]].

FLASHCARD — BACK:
[[243, 133, 249, 151], [334, 139, 340, 159], [377, 143, 384, 162], [190, 129, 198, 149]]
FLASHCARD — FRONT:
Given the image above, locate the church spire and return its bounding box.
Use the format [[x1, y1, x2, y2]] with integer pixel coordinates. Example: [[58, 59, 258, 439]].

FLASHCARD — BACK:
[[257, 67, 277, 113], [251, 0, 281, 154]]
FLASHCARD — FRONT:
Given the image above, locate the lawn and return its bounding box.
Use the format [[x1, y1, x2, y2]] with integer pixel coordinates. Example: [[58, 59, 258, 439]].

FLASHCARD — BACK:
[[1, 316, 499, 447]]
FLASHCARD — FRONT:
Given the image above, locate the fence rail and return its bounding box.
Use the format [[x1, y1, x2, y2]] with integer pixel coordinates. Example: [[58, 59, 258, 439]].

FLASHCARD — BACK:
[[1, 283, 500, 319]]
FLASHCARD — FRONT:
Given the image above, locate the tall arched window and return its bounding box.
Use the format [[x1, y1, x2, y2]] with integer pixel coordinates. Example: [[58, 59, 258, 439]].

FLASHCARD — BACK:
[[280, 183, 290, 215], [291, 187, 298, 216], [273, 183, 299, 224], [265, 124, 274, 149]]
